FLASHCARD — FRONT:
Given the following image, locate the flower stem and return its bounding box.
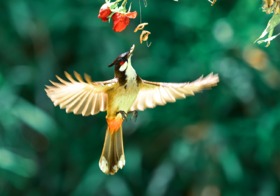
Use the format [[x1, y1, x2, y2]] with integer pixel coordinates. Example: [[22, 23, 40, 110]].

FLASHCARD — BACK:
[[113, 0, 122, 5], [121, 0, 127, 7]]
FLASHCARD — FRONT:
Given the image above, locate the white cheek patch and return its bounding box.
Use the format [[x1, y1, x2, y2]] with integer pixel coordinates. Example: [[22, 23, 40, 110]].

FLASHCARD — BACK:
[[119, 62, 128, 72]]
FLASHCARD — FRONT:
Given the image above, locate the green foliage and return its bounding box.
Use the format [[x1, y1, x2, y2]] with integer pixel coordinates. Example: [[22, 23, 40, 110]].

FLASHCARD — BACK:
[[0, 0, 280, 196], [255, 9, 280, 46]]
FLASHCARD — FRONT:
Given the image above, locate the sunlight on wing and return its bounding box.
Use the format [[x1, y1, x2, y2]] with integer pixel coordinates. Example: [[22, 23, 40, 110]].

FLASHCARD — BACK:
[[130, 73, 219, 111], [45, 71, 116, 116]]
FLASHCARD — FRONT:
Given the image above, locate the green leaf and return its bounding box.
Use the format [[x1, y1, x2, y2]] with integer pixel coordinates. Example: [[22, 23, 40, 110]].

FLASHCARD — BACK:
[[255, 14, 280, 47], [0, 149, 37, 178], [11, 99, 59, 139]]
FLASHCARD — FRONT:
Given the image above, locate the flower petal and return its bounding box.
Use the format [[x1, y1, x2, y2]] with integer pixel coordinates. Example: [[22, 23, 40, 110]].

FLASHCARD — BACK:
[[112, 13, 130, 32], [98, 3, 112, 19], [101, 17, 108, 22], [98, 9, 112, 18], [126, 11, 137, 19]]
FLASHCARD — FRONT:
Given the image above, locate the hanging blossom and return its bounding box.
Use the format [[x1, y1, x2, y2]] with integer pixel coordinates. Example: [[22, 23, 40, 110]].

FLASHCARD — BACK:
[[112, 11, 137, 32], [255, 0, 280, 47], [98, 2, 114, 22], [98, 0, 137, 32]]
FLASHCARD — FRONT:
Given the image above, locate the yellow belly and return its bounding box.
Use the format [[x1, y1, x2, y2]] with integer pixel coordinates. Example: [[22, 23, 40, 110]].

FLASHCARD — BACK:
[[106, 81, 140, 118]]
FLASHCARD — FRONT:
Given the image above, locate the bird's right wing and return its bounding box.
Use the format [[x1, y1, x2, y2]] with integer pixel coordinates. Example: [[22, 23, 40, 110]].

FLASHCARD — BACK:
[[45, 71, 118, 116], [130, 73, 219, 111]]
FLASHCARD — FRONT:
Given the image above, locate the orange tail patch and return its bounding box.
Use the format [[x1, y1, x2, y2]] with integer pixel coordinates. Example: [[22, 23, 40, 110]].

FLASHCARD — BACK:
[[107, 118, 123, 134]]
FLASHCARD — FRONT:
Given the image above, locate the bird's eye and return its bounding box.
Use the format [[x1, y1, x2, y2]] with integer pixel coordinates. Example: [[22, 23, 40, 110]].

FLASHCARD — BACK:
[[120, 61, 125, 66]]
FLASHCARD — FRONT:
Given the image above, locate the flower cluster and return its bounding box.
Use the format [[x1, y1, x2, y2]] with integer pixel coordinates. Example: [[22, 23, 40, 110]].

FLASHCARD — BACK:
[[263, 0, 280, 14], [98, 0, 137, 32]]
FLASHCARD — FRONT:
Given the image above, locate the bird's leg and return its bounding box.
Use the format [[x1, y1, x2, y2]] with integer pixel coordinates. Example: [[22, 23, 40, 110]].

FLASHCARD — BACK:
[[128, 110, 138, 122], [116, 111, 128, 121]]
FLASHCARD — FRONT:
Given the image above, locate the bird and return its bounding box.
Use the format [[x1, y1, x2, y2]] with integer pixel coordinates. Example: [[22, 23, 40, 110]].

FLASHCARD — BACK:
[[45, 45, 219, 175]]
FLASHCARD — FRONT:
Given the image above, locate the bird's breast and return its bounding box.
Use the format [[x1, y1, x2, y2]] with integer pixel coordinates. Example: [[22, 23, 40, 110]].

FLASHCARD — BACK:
[[107, 78, 140, 117]]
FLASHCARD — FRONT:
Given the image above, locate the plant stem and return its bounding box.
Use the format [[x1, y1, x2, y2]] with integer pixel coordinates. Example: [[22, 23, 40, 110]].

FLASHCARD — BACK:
[[113, 0, 122, 5], [121, 0, 127, 7]]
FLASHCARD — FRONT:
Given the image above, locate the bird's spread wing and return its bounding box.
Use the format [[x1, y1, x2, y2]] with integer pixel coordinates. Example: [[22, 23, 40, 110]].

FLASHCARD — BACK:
[[130, 73, 219, 111], [45, 71, 118, 116]]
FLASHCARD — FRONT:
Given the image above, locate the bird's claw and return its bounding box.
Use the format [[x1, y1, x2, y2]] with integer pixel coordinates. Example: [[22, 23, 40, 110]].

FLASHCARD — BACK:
[[116, 111, 128, 121], [130, 111, 138, 122]]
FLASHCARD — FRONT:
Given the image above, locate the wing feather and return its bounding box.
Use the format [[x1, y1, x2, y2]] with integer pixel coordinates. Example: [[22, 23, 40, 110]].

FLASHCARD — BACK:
[[84, 73, 93, 83], [56, 75, 71, 85], [155, 87, 166, 105], [58, 90, 84, 108], [82, 92, 95, 116], [93, 94, 100, 115], [66, 91, 88, 113], [74, 91, 91, 114], [145, 90, 156, 108], [65, 71, 77, 83], [168, 87, 186, 99], [74, 71, 86, 83], [49, 80, 66, 88], [137, 92, 146, 111], [130, 73, 219, 111], [99, 93, 107, 111], [46, 71, 117, 116], [160, 86, 175, 102]]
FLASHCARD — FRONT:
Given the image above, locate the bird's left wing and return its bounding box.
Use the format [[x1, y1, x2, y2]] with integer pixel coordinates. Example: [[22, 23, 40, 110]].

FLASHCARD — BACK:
[[130, 73, 219, 111], [45, 71, 118, 116]]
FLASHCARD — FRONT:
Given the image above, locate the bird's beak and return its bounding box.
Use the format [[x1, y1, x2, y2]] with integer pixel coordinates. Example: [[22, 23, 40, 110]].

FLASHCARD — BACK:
[[108, 45, 135, 67], [128, 44, 135, 58], [108, 61, 115, 67]]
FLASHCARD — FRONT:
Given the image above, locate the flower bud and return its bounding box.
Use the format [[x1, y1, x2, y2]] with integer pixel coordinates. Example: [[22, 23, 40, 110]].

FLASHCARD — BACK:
[[98, 3, 113, 22]]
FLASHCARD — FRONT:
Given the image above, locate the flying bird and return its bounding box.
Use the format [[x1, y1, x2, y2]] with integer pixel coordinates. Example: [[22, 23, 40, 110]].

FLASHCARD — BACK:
[[45, 45, 219, 175]]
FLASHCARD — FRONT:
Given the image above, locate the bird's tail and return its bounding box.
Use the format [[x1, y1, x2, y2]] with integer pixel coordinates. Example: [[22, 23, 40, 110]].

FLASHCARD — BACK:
[[99, 124, 125, 175]]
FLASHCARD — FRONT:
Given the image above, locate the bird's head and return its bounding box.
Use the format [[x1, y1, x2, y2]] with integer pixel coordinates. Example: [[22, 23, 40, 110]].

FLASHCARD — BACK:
[[108, 45, 135, 72]]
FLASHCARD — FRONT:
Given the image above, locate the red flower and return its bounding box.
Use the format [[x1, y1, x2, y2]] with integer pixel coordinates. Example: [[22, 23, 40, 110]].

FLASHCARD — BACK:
[[112, 11, 137, 32], [98, 3, 112, 22]]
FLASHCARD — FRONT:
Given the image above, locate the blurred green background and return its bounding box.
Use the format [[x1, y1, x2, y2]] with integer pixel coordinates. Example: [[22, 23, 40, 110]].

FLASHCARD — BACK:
[[1, 0, 280, 195]]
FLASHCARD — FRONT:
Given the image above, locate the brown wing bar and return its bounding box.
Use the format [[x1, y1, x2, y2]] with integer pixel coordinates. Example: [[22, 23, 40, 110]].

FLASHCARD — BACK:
[[45, 71, 118, 116], [130, 73, 219, 111]]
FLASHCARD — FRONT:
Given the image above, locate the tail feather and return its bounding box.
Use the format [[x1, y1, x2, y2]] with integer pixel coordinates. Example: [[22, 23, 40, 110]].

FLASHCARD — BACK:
[[99, 125, 125, 175]]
